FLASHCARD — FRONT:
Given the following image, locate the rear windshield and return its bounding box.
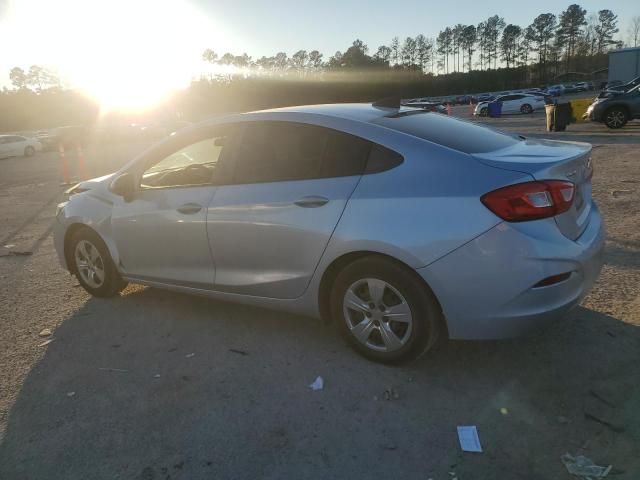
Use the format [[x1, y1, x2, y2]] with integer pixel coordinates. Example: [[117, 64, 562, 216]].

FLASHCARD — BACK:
[[372, 112, 521, 154]]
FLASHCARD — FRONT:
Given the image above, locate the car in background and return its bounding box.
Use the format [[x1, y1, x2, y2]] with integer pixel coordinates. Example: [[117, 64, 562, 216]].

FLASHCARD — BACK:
[[474, 93, 546, 116], [53, 101, 604, 363], [476, 93, 495, 103], [603, 76, 640, 94], [546, 85, 566, 97], [0, 135, 43, 159], [402, 100, 448, 114], [586, 84, 640, 128]]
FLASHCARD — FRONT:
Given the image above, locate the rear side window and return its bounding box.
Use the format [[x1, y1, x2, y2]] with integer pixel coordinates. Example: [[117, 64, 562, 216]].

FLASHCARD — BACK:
[[233, 122, 373, 184], [372, 112, 520, 154]]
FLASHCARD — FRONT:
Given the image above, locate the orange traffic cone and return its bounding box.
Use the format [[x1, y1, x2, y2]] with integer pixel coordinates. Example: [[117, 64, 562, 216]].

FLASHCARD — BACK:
[[75, 142, 88, 180]]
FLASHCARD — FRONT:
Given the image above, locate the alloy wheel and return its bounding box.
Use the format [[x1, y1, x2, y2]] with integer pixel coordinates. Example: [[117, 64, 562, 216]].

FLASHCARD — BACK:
[[606, 110, 625, 128], [74, 240, 105, 288], [342, 278, 413, 353]]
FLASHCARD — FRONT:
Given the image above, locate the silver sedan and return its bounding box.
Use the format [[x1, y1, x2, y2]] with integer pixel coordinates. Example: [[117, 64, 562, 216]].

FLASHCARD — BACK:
[[54, 103, 605, 363]]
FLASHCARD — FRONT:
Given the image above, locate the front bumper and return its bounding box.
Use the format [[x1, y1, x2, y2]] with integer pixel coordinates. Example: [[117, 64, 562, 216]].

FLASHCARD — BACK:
[[53, 203, 69, 270], [417, 204, 605, 340]]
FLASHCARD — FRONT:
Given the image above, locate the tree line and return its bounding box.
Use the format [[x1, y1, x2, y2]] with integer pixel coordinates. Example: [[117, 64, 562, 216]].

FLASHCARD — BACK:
[[201, 4, 635, 85]]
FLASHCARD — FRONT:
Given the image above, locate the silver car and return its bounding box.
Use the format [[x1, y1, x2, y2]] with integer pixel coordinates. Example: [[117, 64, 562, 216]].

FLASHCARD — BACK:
[[54, 103, 605, 363]]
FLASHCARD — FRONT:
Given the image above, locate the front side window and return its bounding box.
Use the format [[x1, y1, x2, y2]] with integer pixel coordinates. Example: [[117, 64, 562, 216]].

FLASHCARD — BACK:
[[141, 131, 232, 188]]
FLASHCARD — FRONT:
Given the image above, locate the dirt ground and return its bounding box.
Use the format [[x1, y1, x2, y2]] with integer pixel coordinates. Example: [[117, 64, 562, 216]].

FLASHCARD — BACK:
[[0, 111, 639, 480]]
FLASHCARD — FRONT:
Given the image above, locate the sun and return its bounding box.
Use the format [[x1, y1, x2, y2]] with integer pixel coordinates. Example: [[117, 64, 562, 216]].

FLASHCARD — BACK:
[[1, 0, 233, 112]]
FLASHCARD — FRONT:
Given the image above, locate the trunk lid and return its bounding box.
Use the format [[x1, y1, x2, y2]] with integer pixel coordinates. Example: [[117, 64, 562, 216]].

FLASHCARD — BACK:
[[473, 138, 593, 240]]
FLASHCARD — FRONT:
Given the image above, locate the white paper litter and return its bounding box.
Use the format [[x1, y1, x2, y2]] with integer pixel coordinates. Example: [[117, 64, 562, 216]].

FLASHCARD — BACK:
[[457, 425, 482, 453], [308, 376, 324, 391]]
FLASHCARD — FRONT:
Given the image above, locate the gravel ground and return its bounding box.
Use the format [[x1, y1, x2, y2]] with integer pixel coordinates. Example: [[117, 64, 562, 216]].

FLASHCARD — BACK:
[[0, 114, 639, 480]]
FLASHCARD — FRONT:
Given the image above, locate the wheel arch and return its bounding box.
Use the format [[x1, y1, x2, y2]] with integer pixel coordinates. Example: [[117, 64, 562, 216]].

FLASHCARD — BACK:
[[605, 103, 631, 117], [317, 250, 446, 335]]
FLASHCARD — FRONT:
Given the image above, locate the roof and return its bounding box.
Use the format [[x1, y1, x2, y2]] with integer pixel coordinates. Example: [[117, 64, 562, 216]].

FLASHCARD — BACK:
[[609, 46, 640, 54], [253, 103, 417, 123]]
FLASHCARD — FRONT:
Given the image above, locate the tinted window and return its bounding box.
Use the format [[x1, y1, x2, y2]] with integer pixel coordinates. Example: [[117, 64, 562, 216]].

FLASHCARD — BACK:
[[372, 112, 520, 154], [233, 122, 371, 184], [320, 131, 371, 178], [141, 128, 234, 188]]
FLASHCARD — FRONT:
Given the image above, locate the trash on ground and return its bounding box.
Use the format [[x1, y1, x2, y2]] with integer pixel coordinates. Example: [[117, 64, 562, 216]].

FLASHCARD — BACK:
[[557, 415, 570, 424], [153, 374, 161, 379], [584, 412, 625, 433], [308, 376, 324, 391], [0, 250, 33, 257], [457, 425, 483, 453], [4, 244, 16, 248], [66, 391, 76, 397], [589, 390, 616, 408], [229, 348, 248, 356], [500, 407, 508, 415], [383, 387, 399, 400], [38, 339, 53, 347], [561, 453, 612, 478], [38, 328, 52, 337], [98, 367, 129, 373], [185, 353, 195, 358]]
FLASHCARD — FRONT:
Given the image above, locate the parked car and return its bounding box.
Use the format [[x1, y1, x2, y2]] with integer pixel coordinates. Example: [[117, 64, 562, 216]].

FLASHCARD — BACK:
[[474, 93, 547, 116], [546, 85, 566, 97], [586, 84, 640, 128], [402, 101, 448, 114], [54, 102, 604, 363], [0, 135, 42, 159], [604, 76, 640, 94], [476, 93, 494, 102]]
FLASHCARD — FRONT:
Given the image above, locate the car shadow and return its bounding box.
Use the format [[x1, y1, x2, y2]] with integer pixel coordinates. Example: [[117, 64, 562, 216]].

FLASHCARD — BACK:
[[0, 286, 639, 479]]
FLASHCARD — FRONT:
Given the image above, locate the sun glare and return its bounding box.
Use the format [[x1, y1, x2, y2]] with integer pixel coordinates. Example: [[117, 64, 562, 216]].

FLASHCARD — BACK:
[[1, 0, 233, 112]]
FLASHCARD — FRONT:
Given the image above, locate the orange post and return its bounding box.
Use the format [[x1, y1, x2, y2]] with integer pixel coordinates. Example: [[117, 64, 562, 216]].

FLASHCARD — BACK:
[[75, 142, 88, 180], [447, 103, 452, 116], [59, 143, 71, 185]]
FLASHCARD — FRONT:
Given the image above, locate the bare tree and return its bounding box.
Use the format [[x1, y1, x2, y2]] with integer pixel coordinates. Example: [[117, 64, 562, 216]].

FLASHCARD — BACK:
[[628, 16, 640, 47]]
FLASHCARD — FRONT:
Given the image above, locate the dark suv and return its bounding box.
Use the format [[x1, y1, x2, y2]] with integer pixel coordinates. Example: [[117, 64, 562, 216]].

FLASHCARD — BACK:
[[587, 85, 640, 128]]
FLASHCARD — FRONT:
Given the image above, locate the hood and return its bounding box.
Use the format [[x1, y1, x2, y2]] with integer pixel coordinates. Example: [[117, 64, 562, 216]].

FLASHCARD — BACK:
[[66, 173, 115, 196]]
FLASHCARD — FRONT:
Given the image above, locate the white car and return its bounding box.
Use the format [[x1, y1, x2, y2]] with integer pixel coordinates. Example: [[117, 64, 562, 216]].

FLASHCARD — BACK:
[[474, 94, 547, 116], [0, 135, 43, 159]]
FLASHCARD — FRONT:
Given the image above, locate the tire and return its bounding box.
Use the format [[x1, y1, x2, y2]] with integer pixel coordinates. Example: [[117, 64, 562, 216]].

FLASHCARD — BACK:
[[604, 107, 627, 129], [69, 228, 128, 297], [24, 146, 35, 157], [479, 107, 488, 117], [330, 256, 444, 364], [520, 104, 533, 114]]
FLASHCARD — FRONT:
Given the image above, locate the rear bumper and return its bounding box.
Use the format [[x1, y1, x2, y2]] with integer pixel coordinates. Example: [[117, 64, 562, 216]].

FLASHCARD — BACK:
[[417, 203, 605, 340]]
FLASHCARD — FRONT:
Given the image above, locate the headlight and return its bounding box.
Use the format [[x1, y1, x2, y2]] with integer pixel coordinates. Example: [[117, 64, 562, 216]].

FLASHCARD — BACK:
[[65, 184, 89, 196]]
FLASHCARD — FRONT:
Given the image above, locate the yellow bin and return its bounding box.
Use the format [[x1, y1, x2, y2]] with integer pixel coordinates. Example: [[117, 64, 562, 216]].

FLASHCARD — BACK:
[[570, 98, 593, 122]]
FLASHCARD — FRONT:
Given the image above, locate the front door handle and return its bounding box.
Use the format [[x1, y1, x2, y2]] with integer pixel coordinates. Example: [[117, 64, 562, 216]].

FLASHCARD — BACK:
[[294, 196, 329, 208], [177, 203, 202, 215]]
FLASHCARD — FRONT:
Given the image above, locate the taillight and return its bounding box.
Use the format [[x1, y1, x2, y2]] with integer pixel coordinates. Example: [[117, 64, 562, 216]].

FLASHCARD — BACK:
[[481, 180, 575, 222]]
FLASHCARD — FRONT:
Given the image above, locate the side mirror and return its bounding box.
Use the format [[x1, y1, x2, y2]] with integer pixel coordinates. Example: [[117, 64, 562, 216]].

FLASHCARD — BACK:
[[110, 172, 135, 202]]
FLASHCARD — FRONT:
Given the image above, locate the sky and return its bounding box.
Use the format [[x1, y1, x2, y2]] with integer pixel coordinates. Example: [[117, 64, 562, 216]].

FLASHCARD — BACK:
[[0, 0, 637, 108]]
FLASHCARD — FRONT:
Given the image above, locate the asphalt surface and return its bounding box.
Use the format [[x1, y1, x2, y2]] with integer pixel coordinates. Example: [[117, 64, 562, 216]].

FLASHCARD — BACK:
[[1, 112, 639, 479]]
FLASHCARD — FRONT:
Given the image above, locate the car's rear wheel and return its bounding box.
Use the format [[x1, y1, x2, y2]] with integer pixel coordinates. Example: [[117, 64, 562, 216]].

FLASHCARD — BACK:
[[520, 104, 533, 114], [331, 256, 443, 364], [69, 228, 127, 297], [604, 107, 628, 129], [24, 146, 35, 157]]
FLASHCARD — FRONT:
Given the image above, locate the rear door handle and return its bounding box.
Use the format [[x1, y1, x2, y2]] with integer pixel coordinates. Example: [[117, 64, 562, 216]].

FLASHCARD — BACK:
[[177, 203, 202, 215], [294, 196, 329, 208]]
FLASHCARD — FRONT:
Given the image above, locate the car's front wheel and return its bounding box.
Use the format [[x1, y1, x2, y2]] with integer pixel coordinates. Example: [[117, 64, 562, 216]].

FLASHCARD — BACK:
[[69, 228, 128, 297], [331, 256, 443, 364], [520, 104, 533, 114], [604, 107, 628, 129], [479, 107, 488, 117], [24, 146, 35, 157]]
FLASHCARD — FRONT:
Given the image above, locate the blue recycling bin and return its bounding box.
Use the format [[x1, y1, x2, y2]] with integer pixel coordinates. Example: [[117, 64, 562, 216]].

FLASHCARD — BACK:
[[488, 101, 503, 118]]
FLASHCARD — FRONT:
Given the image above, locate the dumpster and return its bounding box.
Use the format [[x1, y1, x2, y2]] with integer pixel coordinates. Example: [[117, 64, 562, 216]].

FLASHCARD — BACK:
[[570, 98, 592, 122], [488, 101, 502, 118], [545, 103, 573, 131]]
